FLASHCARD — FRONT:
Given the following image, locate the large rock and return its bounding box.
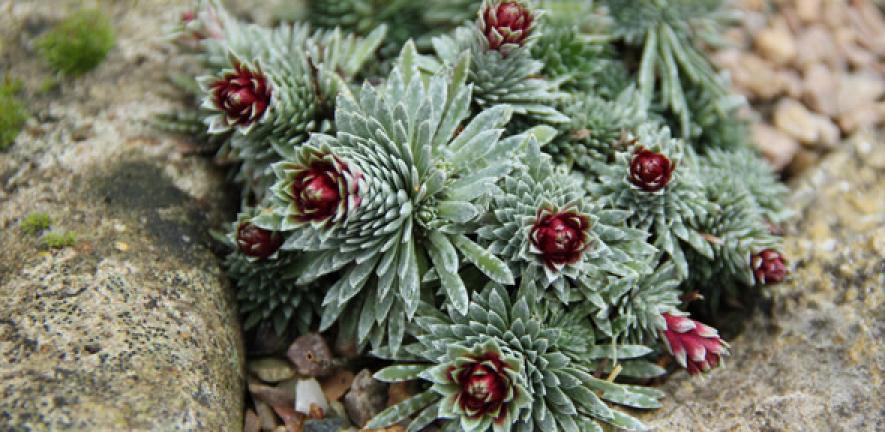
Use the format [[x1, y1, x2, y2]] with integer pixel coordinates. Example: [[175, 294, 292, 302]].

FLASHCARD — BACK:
[[640, 130, 884, 431], [0, 1, 244, 430]]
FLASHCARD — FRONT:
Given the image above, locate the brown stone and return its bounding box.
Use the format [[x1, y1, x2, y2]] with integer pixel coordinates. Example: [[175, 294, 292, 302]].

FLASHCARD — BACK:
[[752, 123, 800, 171], [773, 98, 840, 148], [836, 73, 884, 116], [321, 369, 356, 402], [755, 20, 797, 65], [802, 63, 838, 116], [728, 53, 785, 100], [837, 102, 885, 134], [244, 409, 261, 432], [287, 333, 336, 377], [794, 26, 841, 68], [344, 369, 388, 428], [794, 0, 822, 23]]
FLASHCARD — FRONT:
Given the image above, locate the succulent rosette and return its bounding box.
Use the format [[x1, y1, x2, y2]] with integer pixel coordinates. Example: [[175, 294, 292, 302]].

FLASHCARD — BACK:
[[220, 211, 319, 334], [430, 341, 530, 431], [590, 123, 716, 279], [661, 312, 730, 375], [260, 43, 524, 353], [368, 285, 663, 431], [431, 0, 567, 124], [478, 139, 656, 305], [683, 147, 787, 312], [546, 88, 647, 171], [529, 207, 592, 270]]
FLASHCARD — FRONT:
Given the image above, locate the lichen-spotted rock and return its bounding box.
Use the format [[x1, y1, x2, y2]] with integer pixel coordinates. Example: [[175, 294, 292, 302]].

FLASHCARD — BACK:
[[0, 1, 244, 430], [639, 130, 884, 431]]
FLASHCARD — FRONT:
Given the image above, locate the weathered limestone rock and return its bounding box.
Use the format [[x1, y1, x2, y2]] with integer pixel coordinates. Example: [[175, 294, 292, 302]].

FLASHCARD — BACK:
[[0, 1, 244, 430], [639, 131, 884, 431]]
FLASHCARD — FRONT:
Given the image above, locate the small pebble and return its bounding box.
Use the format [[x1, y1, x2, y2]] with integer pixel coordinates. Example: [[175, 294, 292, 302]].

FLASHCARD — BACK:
[[295, 378, 329, 416], [249, 380, 295, 407], [243, 409, 260, 432], [321, 369, 355, 403], [254, 399, 279, 431], [287, 333, 335, 377], [343, 369, 388, 428], [249, 357, 296, 383]]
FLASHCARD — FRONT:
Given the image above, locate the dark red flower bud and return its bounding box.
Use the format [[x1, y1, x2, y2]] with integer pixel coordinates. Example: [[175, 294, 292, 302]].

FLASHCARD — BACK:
[[481, 1, 534, 51], [236, 222, 283, 260], [662, 313, 729, 375], [629, 148, 675, 192], [530, 209, 592, 270], [449, 352, 511, 418], [291, 157, 361, 224], [752, 249, 787, 285], [211, 63, 271, 128]]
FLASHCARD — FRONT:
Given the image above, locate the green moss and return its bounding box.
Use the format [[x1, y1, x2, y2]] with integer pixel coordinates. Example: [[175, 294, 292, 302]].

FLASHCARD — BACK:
[[21, 212, 52, 235], [43, 231, 78, 249], [0, 79, 27, 151], [37, 9, 115, 76]]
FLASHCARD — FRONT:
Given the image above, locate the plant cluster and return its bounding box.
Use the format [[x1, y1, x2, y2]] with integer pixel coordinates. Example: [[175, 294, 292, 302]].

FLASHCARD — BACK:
[[37, 9, 115, 77], [164, 1, 789, 430], [0, 78, 27, 151]]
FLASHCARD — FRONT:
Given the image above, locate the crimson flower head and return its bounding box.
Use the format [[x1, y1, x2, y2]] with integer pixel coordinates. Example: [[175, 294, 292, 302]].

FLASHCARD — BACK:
[[752, 249, 787, 285], [236, 222, 283, 260], [661, 313, 729, 375], [481, 1, 534, 52], [629, 148, 675, 192], [210, 63, 272, 130], [429, 341, 530, 431], [287, 151, 361, 225], [530, 208, 592, 270]]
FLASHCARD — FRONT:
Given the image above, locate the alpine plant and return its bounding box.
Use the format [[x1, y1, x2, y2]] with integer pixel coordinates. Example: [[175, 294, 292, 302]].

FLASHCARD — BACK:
[[590, 123, 716, 279], [431, 0, 568, 124], [258, 42, 522, 353], [164, 0, 791, 430], [368, 285, 664, 432], [219, 211, 320, 335]]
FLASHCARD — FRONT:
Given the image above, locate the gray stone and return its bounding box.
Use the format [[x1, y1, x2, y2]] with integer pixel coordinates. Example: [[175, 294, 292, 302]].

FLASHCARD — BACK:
[[343, 369, 389, 428], [0, 1, 243, 430], [639, 131, 885, 431], [303, 417, 350, 432]]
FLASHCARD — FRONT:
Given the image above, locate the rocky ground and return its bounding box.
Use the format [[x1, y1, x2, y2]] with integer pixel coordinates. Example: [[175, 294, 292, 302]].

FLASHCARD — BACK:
[[639, 130, 885, 431], [713, 0, 884, 173], [0, 0, 243, 430], [0, 0, 882, 431]]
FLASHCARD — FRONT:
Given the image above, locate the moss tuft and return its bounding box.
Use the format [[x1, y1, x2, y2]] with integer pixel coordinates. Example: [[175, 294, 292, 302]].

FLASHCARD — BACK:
[[37, 9, 115, 76], [21, 212, 52, 235], [0, 78, 27, 151], [42, 231, 78, 249]]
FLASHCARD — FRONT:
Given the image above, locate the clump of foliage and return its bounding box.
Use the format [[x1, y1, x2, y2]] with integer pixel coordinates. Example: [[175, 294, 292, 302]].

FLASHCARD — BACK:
[[21, 212, 52, 235], [0, 78, 27, 151], [42, 231, 77, 249], [37, 9, 115, 76], [163, 1, 790, 430]]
